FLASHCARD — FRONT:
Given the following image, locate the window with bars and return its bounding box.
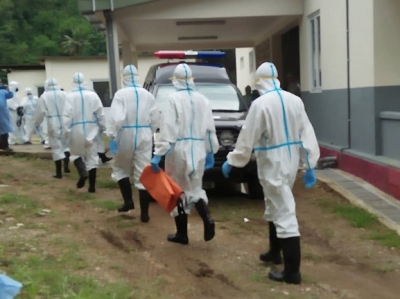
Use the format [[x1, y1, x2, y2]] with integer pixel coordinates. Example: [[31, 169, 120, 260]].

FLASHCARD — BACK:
[[310, 12, 321, 91]]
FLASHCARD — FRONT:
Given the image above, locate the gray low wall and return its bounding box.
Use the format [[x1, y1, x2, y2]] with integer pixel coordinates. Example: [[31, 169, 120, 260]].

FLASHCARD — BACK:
[[380, 111, 400, 160], [302, 85, 400, 157]]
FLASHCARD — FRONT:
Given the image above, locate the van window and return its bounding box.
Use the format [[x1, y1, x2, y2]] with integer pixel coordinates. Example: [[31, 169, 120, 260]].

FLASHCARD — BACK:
[[155, 84, 246, 113]]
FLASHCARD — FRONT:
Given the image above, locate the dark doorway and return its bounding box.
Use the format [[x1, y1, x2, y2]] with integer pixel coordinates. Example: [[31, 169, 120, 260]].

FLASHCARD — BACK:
[[93, 81, 111, 107], [37, 86, 45, 97], [281, 26, 300, 95]]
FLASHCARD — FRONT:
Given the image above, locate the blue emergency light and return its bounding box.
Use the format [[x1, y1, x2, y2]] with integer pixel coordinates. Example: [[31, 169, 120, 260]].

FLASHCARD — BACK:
[[154, 50, 226, 59]]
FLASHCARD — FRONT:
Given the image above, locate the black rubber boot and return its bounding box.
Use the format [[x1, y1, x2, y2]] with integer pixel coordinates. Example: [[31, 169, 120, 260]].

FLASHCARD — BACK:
[[139, 190, 151, 223], [195, 199, 215, 242], [0, 133, 12, 151], [0, 134, 6, 149], [117, 178, 134, 212], [53, 160, 62, 179], [98, 152, 112, 163], [64, 151, 70, 173], [167, 214, 189, 245], [268, 236, 302, 285], [260, 222, 283, 265], [74, 158, 87, 188], [88, 168, 96, 193]]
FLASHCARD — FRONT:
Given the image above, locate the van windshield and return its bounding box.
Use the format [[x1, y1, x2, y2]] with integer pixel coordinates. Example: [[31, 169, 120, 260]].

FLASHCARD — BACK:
[[154, 84, 247, 113]]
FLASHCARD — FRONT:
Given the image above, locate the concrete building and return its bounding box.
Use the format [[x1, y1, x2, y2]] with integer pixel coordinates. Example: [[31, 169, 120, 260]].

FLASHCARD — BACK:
[[77, 0, 400, 200], [300, 0, 400, 200]]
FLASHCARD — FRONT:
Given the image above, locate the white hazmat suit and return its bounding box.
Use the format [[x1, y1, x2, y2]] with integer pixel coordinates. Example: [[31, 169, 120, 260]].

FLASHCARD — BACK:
[[63, 72, 105, 193], [225, 62, 320, 284], [22, 88, 45, 143], [153, 63, 219, 244], [40, 81, 50, 149], [226, 62, 320, 238], [106, 65, 159, 221], [7, 81, 27, 145], [35, 79, 70, 178]]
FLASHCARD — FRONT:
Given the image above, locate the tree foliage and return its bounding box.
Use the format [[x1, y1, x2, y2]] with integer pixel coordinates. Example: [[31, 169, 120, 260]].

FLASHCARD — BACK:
[[0, 0, 107, 65]]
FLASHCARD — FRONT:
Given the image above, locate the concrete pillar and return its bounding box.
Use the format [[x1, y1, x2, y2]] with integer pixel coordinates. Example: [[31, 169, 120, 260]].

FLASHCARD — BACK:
[[131, 51, 138, 68], [122, 41, 132, 66], [104, 10, 120, 97], [122, 43, 139, 72], [271, 34, 283, 79], [254, 37, 272, 68]]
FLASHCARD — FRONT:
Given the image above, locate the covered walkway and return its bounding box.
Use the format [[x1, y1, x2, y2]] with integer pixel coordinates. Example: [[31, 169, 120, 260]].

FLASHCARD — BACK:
[[78, 0, 302, 94]]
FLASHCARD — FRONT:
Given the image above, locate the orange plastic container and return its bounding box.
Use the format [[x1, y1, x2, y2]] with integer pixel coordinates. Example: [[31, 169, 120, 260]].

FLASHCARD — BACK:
[[139, 165, 183, 213]]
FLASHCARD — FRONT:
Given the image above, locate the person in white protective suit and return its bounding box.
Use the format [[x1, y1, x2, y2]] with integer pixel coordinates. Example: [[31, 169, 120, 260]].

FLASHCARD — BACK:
[[7, 81, 27, 145], [35, 79, 71, 178], [151, 63, 219, 245], [63, 72, 106, 193], [221, 62, 320, 285], [39, 81, 51, 149], [22, 88, 46, 144], [106, 65, 159, 222]]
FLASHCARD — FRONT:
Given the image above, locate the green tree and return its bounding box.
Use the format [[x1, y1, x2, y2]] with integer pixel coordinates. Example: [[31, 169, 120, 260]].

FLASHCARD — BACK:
[[0, 0, 106, 65], [61, 29, 91, 56]]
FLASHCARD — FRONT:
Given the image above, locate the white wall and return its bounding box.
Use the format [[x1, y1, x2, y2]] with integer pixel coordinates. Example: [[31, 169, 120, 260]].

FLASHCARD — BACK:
[[300, 0, 380, 91], [45, 58, 111, 92], [349, 0, 375, 88], [7, 70, 46, 98], [44, 56, 194, 90], [373, 0, 400, 87], [300, 0, 348, 92], [235, 47, 256, 94]]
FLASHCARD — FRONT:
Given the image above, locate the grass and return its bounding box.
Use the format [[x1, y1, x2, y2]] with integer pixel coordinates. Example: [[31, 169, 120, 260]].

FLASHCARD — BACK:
[[0, 234, 169, 299], [2, 172, 14, 179], [366, 231, 400, 249], [332, 204, 377, 228], [318, 196, 400, 250], [7, 257, 135, 298], [96, 180, 118, 189], [91, 200, 120, 211], [210, 197, 263, 223], [117, 220, 137, 229], [0, 237, 135, 299], [0, 193, 40, 217], [64, 189, 95, 201], [303, 251, 322, 263], [32, 181, 49, 186]]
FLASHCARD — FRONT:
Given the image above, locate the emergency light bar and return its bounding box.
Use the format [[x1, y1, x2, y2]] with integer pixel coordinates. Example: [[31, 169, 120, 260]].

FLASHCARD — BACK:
[[154, 50, 226, 59]]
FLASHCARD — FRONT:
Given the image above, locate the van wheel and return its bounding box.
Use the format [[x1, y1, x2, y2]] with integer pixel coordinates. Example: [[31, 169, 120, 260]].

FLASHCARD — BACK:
[[247, 179, 264, 200]]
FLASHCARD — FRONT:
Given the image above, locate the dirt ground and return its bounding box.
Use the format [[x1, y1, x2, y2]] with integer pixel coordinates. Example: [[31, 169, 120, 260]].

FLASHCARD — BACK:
[[1, 154, 400, 299]]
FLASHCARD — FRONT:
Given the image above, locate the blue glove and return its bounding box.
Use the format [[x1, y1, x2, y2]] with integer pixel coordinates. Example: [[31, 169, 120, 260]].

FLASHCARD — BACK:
[[109, 139, 118, 154], [222, 161, 233, 179], [0, 274, 23, 298], [205, 152, 215, 170], [303, 169, 317, 188], [151, 155, 162, 173]]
